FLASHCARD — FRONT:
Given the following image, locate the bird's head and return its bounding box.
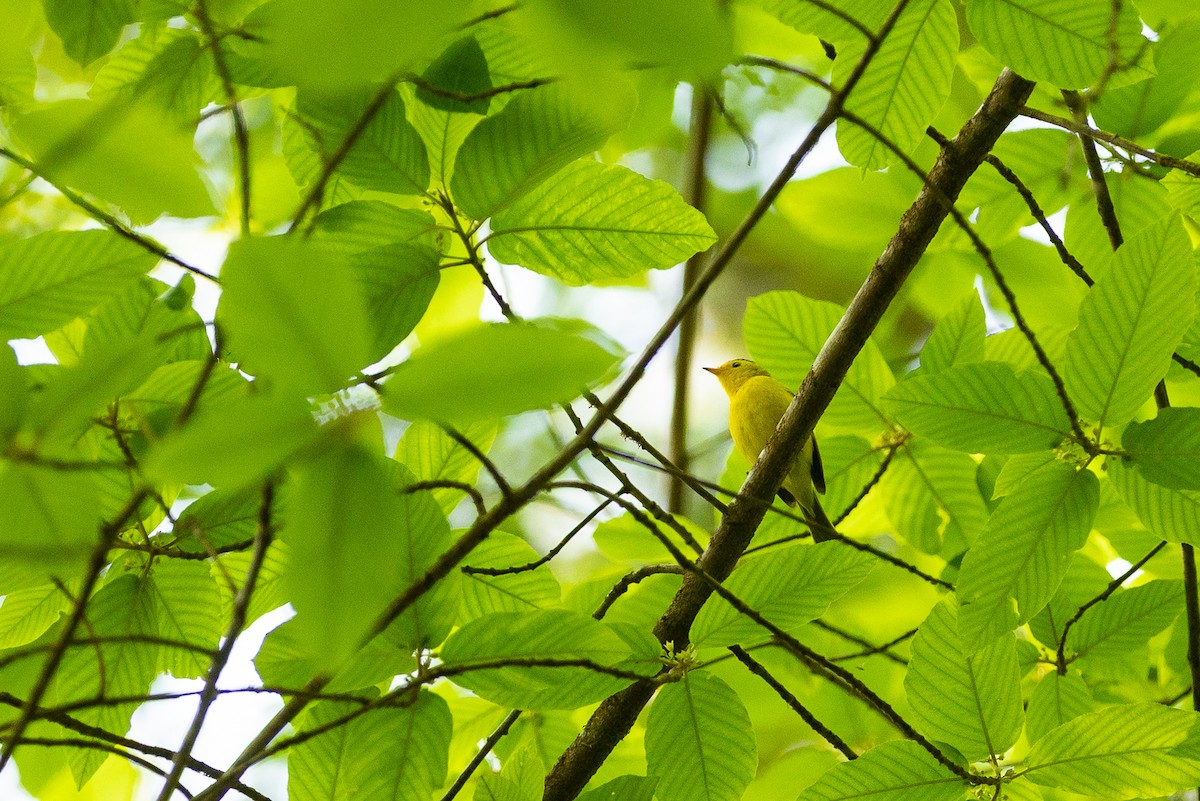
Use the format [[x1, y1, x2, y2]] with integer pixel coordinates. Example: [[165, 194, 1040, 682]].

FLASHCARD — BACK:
[[703, 358, 770, 396]]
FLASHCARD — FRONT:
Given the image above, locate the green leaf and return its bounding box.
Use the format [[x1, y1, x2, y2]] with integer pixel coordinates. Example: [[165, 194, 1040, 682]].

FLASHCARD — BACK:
[[966, 0, 1152, 89], [351, 243, 441, 362], [0, 583, 70, 649], [919, 292, 986, 373], [879, 440, 989, 555], [645, 671, 757, 801], [26, 327, 166, 441], [451, 83, 630, 220], [1066, 579, 1184, 662], [309, 201, 439, 253], [956, 463, 1099, 650], [293, 89, 430, 196], [381, 322, 621, 423], [1025, 704, 1200, 798], [905, 598, 1023, 760], [148, 560, 222, 679], [799, 740, 964, 801], [592, 512, 709, 565], [0, 462, 98, 574], [1093, 19, 1200, 139], [1025, 672, 1094, 745], [1122, 408, 1200, 490], [170, 487, 260, 552], [960, 130, 1081, 243], [230, 0, 467, 89], [835, 0, 958, 170], [289, 690, 451, 801], [42, 0, 135, 67], [144, 393, 319, 489], [460, 531, 561, 620], [91, 28, 219, 122], [394, 419, 498, 515], [744, 291, 895, 434], [1107, 458, 1200, 545], [488, 159, 717, 285], [440, 609, 647, 710], [51, 574, 159, 786], [13, 99, 216, 224], [475, 742, 545, 801], [819, 435, 888, 521], [578, 775, 658, 801], [760, 0, 885, 45], [216, 540, 290, 629], [690, 541, 874, 648], [0, 344, 24, 440], [1065, 215, 1196, 429], [0, 230, 156, 340], [991, 451, 1061, 498], [883, 362, 1071, 454], [284, 445, 452, 666], [416, 35, 493, 116], [407, 36, 491, 186], [346, 691, 453, 801], [218, 236, 373, 394]]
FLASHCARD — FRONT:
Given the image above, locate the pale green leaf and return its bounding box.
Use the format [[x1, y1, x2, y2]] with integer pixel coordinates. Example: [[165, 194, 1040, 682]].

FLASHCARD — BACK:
[[488, 159, 717, 285], [230, 0, 467, 89], [577, 775, 658, 801], [51, 574, 159, 786], [991, 451, 1061, 498], [883, 362, 1071, 454], [408, 36, 491, 184], [1065, 215, 1196, 428], [218, 236, 373, 394], [919, 292, 986, 373], [215, 540, 290, 628], [144, 393, 319, 489], [1093, 19, 1200, 139], [90, 27, 219, 122], [0, 231, 156, 340], [956, 463, 1099, 650], [1107, 458, 1200, 545], [0, 462, 97, 574], [1025, 672, 1094, 745], [760, 0, 885, 44], [691, 541, 874, 648], [149, 560, 222, 679], [966, 0, 1152, 89], [309, 201, 439, 253], [394, 419, 499, 514], [744, 291, 895, 434], [350, 242, 441, 362], [171, 486, 261, 553], [293, 89, 430, 196], [43, 0, 135, 67], [290, 690, 451, 801], [381, 322, 621, 423], [475, 742, 545, 801], [905, 598, 1023, 760], [645, 671, 757, 801], [451, 83, 630, 220], [0, 583, 70, 649], [799, 740, 964, 801], [836, 0, 957, 170], [440, 609, 648, 710], [1122, 407, 1200, 490], [460, 531, 561, 620], [1067, 579, 1184, 662], [879, 440, 989, 555], [1025, 704, 1200, 798], [13, 99, 216, 224]]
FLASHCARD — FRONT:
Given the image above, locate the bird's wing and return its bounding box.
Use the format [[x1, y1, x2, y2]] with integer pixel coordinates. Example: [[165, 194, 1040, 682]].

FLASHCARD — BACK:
[[810, 436, 826, 494]]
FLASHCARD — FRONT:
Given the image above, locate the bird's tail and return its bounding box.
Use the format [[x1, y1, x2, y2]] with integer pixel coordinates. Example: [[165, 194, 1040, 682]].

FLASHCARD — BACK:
[[807, 497, 838, 543]]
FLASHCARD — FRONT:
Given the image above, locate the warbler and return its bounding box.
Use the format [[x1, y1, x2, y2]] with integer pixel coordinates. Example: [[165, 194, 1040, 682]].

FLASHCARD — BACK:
[[705, 358, 836, 542]]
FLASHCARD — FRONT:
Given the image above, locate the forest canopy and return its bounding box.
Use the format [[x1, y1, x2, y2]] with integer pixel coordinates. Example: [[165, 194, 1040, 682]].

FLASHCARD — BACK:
[[3, 1, 1200, 801]]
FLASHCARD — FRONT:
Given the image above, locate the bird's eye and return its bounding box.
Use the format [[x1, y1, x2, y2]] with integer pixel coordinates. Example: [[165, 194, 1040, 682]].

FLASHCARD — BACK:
[[732, 361, 742, 368]]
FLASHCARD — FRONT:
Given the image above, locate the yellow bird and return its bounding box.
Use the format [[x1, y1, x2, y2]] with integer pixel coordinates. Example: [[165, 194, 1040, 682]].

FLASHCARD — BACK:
[[705, 358, 836, 542]]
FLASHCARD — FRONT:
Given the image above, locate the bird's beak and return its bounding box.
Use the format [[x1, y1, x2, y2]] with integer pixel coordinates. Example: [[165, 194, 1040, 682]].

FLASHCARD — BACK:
[[702, 366, 717, 374]]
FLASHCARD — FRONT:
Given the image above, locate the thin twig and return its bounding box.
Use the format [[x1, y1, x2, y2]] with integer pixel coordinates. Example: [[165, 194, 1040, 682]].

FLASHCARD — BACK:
[[438, 710, 523, 801], [729, 646, 858, 760]]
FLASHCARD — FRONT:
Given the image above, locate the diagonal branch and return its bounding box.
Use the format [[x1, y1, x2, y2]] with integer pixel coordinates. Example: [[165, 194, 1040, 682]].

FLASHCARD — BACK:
[[543, 66, 1035, 801]]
